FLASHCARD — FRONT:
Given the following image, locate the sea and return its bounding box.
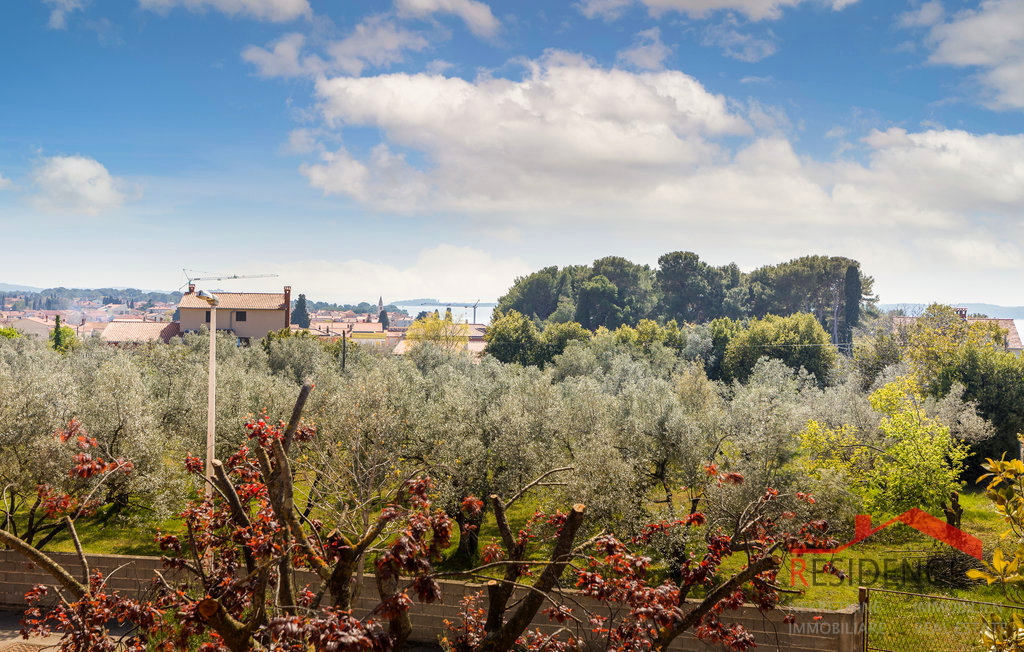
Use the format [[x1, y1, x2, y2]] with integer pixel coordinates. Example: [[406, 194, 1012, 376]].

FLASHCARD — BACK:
[[394, 302, 496, 325]]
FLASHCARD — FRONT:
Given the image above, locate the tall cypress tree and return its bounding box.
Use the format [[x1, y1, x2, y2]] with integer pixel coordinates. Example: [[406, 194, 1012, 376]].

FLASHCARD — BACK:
[[843, 265, 862, 354], [292, 293, 311, 328], [379, 309, 390, 330]]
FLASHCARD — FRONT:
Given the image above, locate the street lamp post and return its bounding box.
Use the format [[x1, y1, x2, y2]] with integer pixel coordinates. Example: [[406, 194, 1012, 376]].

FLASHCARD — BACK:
[[195, 290, 219, 493]]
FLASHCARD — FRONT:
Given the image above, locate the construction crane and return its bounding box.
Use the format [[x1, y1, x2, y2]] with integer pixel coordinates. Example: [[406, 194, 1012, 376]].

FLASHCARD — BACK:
[[472, 300, 480, 324], [182, 269, 278, 287]]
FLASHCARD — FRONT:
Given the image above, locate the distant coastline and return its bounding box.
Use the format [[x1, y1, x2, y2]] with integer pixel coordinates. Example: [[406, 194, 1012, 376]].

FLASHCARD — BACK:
[[394, 299, 498, 307]]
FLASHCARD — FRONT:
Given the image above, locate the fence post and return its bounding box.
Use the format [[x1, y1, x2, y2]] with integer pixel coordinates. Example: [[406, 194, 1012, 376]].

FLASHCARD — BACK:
[[859, 586, 868, 652]]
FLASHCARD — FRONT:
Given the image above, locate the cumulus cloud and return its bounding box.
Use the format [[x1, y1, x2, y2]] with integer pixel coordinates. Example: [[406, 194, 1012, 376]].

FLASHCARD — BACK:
[[304, 51, 749, 209], [617, 27, 672, 70], [138, 0, 311, 22], [834, 128, 1024, 222], [579, 0, 857, 22], [43, 0, 86, 29], [30, 155, 133, 215], [242, 16, 429, 77], [913, 0, 1024, 109], [395, 0, 500, 38], [242, 33, 325, 77]]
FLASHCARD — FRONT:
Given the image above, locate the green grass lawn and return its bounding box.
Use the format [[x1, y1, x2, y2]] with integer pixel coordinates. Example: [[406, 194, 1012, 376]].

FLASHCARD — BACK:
[[46, 487, 1015, 612], [707, 490, 1008, 610], [20, 484, 1024, 651]]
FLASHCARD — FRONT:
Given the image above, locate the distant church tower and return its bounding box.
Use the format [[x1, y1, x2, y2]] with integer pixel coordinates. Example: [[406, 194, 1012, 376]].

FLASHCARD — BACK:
[[377, 296, 384, 314]]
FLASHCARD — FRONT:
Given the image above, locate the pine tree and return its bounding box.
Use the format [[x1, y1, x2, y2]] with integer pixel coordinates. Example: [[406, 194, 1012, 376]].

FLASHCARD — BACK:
[[292, 294, 311, 328]]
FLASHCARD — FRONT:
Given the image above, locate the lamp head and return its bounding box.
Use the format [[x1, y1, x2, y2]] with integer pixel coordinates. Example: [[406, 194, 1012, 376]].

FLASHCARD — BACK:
[[196, 290, 219, 307]]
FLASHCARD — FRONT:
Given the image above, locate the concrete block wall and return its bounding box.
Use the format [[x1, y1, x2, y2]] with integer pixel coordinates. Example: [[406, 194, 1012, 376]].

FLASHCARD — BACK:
[[0, 552, 862, 651]]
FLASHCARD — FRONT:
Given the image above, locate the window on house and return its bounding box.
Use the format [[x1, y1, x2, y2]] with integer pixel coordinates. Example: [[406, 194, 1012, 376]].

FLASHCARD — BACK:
[[236, 311, 247, 322], [205, 310, 210, 323]]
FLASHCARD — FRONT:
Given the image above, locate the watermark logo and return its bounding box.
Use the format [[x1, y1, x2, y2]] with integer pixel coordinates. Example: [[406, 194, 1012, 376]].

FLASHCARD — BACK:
[[794, 509, 983, 559], [788, 509, 982, 588]]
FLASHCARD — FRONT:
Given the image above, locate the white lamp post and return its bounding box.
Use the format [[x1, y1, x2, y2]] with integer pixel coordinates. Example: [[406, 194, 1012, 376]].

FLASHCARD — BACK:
[[195, 290, 219, 492]]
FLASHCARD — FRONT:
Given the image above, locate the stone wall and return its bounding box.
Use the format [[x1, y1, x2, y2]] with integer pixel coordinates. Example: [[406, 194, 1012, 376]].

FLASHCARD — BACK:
[[0, 551, 862, 651]]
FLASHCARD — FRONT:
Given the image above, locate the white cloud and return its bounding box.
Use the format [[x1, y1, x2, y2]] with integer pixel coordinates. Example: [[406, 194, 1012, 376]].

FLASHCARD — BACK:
[[739, 75, 774, 84], [898, 1, 943, 28], [745, 99, 791, 133], [0, 174, 12, 190], [243, 16, 429, 78], [43, 0, 86, 29], [926, 236, 1023, 269], [579, 0, 857, 22], [30, 155, 133, 216], [303, 57, 1024, 227], [283, 128, 321, 154], [326, 15, 430, 76], [617, 27, 672, 70], [274, 245, 531, 304], [577, 0, 633, 20], [835, 127, 1024, 221], [138, 0, 311, 22], [395, 0, 500, 38], [425, 59, 454, 74], [917, 0, 1024, 109], [305, 51, 749, 209], [242, 33, 325, 77], [702, 20, 777, 61]]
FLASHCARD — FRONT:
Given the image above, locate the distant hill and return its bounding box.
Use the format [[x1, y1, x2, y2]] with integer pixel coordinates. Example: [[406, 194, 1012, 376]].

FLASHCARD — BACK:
[[0, 283, 43, 292], [879, 303, 1024, 319]]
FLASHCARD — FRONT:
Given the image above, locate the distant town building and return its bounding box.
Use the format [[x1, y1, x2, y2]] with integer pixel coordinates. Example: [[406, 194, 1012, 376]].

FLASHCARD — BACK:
[[102, 320, 181, 345], [177, 285, 291, 343]]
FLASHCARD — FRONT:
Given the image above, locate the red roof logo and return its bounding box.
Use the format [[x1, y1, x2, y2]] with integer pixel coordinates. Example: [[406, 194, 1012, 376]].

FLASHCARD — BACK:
[[793, 508, 982, 559]]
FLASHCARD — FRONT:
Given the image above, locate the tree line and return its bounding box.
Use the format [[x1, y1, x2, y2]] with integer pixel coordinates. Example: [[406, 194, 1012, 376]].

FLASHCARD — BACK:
[[496, 252, 874, 349]]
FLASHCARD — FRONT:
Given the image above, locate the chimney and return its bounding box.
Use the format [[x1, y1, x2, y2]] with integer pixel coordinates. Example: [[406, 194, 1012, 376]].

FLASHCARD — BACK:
[[188, 284, 195, 294], [284, 286, 292, 327]]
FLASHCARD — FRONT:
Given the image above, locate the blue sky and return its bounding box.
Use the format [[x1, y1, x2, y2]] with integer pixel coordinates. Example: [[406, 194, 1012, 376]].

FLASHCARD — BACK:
[[1, 0, 1022, 304]]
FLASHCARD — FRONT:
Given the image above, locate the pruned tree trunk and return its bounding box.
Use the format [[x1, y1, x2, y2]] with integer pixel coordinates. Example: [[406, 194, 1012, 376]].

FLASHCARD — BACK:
[[943, 491, 964, 529], [476, 503, 587, 652], [376, 568, 413, 648], [454, 507, 483, 565], [654, 554, 780, 651]]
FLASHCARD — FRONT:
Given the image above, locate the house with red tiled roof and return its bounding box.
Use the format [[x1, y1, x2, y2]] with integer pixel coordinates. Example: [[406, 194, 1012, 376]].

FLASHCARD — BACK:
[[177, 285, 291, 343], [0, 317, 52, 339], [102, 320, 181, 345], [893, 309, 1023, 354]]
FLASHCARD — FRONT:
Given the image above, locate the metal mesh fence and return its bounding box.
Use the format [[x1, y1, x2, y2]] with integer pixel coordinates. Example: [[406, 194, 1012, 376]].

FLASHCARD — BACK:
[[865, 587, 1024, 651]]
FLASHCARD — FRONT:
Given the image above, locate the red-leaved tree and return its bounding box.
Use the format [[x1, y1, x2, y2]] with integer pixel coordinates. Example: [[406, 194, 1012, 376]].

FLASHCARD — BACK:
[[442, 471, 841, 651]]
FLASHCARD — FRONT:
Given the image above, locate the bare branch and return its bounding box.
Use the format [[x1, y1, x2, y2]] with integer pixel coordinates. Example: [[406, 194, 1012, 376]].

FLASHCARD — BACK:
[[282, 380, 314, 453], [507, 467, 574, 507], [63, 516, 89, 585], [0, 528, 88, 600]]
